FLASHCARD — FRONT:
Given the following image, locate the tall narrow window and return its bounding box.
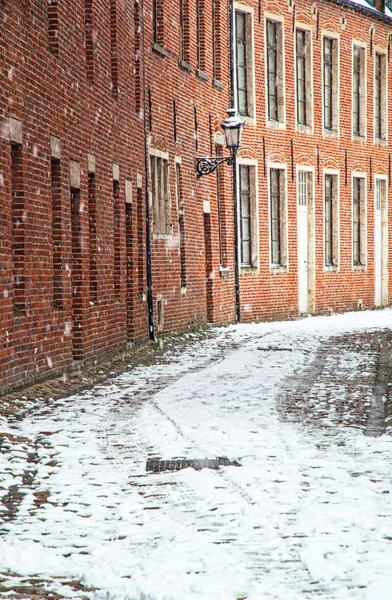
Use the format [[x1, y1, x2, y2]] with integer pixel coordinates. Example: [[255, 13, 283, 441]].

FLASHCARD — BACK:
[[266, 20, 283, 122], [176, 163, 186, 288], [52, 159, 63, 308], [150, 154, 170, 235], [236, 10, 254, 118], [135, 0, 141, 112], [270, 169, 281, 265], [298, 171, 308, 206], [70, 186, 83, 360], [88, 172, 97, 304], [137, 188, 144, 294], [352, 177, 366, 266], [374, 52, 386, 140], [126, 200, 133, 340], [270, 169, 286, 266], [236, 12, 248, 116], [296, 30, 307, 125], [179, 0, 185, 59], [323, 37, 337, 131], [353, 45, 365, 137], [11, 144, 26, 312], [239, 166, 251, 267], [212, 0, 222, 82], [324, 175, 336, 266], [196, 0, 206, 72], [110, 0, 118, 98], [153, 0, 164, 46], [85, 0, 94, 82], [48, 0, 59, 56], [113, 178, 121, 298]]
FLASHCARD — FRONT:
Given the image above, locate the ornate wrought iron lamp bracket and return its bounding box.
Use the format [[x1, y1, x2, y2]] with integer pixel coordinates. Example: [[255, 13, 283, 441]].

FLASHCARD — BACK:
[[196, 155, 233, 179]]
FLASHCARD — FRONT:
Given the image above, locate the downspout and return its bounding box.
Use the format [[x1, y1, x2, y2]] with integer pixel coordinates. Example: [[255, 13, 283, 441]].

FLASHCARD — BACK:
[[141, 0, 155, 339], [229, 0, 241, 322]]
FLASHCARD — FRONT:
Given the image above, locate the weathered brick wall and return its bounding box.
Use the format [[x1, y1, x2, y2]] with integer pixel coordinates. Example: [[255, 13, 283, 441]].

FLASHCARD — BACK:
[[0, 0, 148, 392]]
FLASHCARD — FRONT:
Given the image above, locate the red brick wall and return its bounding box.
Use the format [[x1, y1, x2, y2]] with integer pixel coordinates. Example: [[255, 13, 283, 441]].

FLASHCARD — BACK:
[[237, 0, 392, 321]]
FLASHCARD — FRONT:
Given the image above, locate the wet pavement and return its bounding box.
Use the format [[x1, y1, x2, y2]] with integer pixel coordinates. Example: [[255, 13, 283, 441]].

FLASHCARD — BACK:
[[0, 311, 392, 600]]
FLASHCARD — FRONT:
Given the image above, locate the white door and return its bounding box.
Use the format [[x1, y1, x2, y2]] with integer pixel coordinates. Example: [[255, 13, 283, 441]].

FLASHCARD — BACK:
[[298, 172, 309, 313], [374, 179, 382, 306]]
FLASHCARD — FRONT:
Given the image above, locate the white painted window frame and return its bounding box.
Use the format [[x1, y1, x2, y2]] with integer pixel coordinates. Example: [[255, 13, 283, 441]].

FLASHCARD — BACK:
[[267, 162, 288, 271], [321, 29, 340, 138], [264, 12, 286, 131], [323, 168, 340, 271], [351, 171, 367, 270], [234, 2, 256, 125], [237, 157, 259, 270], [294, 21, 314, 134]]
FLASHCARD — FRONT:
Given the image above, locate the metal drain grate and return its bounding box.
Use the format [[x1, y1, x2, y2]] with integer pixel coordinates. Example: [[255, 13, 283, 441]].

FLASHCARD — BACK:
[[146, 457, 241, 473]]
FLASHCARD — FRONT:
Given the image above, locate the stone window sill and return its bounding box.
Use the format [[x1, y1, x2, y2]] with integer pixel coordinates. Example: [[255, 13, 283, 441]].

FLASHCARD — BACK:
[[153, 233, 172, 241], [152, 42, 168, 58], [213, 79, 224, 90], [241, 266, 258, 276], [267, 118, 285, 131], [196, 69, 208, 82], [375, 137, 387, 147], [323, 128, 339, 139], [179, 58, 193, 73], [219, 266, 230, 278], [324, 265, 339, 272], [353, 264, 366, 272], [296, 123, 313, 135], [352, 134, 366, 143], [270, 265, 287, 275]]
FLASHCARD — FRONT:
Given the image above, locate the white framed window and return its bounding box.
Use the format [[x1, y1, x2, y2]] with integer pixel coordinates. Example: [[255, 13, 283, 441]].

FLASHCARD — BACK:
[[323, 171, 339, 269], [322, 33, 339, 134], [352, 43, 366, 139], [352, 175, 366, 267], [238, 159, 259, 268], [295, 26, 313, 130], [265, 14, 285, 128], [268, 165, 287, 268], [374, 51, 387, 142], [150, 150, 171, 236], [234, 4, 255, 121]]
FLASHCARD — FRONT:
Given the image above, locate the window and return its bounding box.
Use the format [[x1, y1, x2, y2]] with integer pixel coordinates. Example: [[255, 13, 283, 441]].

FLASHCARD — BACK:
[[298, 170, 308, 207], [352, 177, 366, 266], [323, 37, 338, 131], [235, 9, 254, 118], [296, 30, 307, 125], [239, 166, 251, 266], [175, 163, 186, 288], [212, 0, 222, 82], [48, 0, 59, 56], [179, 0, 185, 59], [85, 0, 94, 82], [88, 171, 97, 304], [110, 0, 118, 98], [113, 177, 121, 298], [196, 0, 206, 73], [266, 20, 284, 123], [324, 174, 339, 267], [153, 0, 164, 46], [375, 52, 386, 140], [52, 158, 63, 308], [353, 45, 365, 137], [270, 168, 286, 266], [11, 143, 26, 311], [150, 154, 170, 235]]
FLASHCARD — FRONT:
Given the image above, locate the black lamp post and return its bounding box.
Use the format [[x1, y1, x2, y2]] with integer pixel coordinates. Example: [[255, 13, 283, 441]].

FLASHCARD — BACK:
[[195, 108, 245, 323]]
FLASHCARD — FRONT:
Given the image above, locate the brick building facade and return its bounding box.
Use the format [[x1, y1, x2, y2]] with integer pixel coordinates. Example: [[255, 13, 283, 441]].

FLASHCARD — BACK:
[[1, 0, 392, 393]]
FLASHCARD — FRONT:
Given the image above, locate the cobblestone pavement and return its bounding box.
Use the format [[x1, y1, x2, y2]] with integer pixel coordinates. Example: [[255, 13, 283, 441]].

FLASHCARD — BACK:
[[0, 311, 392, 600]]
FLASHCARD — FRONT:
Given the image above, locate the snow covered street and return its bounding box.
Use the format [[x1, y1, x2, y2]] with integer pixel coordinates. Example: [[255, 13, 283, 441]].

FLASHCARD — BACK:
[[1, 310, 392, 600]]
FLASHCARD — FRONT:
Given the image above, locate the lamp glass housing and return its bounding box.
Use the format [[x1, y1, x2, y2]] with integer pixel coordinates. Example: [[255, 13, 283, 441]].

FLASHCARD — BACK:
[[222, 109, 245, 150]]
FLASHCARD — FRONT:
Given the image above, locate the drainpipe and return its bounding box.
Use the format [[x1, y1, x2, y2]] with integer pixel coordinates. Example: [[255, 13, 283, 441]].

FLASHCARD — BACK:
[[229, 0, 241, 322], [141, 0, 155, 340]]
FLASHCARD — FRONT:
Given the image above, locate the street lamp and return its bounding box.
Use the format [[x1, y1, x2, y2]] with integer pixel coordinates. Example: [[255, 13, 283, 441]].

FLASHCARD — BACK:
[[196, 109, 244, 178], [195, 108, 245, 323]]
